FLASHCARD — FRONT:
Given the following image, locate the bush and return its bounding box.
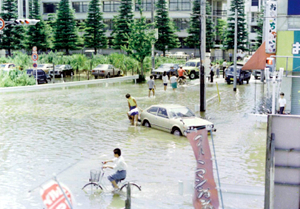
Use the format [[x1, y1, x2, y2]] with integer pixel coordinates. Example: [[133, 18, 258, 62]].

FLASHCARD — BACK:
[[0, 70, 36, 87]]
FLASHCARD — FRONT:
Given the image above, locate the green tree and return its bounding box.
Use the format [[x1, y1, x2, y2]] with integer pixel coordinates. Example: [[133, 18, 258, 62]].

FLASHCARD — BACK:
[[186, 1, 215, 54], [111, 0, 134, 51], [0, 0, 25, 56], [224, 0, 248, 51], [84, 0, 107, 55], [155, 0, 179, 57], [254, 7, 264, 50], [25, 0, 51, 52], [122, 7, 155, 77], [216, 19, 227, 45], [53, 0, 80, 55]]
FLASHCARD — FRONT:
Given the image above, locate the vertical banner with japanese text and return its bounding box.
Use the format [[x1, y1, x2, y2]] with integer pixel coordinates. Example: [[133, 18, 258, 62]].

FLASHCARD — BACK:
[[187, 129, 219, 209], [265, 1, 277, 53]]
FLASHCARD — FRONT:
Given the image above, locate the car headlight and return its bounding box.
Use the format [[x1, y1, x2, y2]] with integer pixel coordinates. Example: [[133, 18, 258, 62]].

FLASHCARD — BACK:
[[206, 124, 214, 130]]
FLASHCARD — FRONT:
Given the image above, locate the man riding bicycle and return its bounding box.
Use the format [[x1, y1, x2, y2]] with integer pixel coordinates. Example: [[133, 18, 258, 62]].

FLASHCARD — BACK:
[[178, 65, 188, 80]]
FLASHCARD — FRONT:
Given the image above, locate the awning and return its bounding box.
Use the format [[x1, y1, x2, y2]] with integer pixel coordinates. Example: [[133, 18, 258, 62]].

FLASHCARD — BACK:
[[241, 42, 275, 70]]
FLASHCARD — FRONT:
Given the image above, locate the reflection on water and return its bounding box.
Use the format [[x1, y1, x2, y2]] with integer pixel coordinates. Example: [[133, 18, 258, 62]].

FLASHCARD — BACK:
[[0, 79, 267, 208]]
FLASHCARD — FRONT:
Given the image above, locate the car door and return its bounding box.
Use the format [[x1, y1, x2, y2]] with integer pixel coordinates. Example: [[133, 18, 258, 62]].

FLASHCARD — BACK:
[[156, 108, 171, 132]]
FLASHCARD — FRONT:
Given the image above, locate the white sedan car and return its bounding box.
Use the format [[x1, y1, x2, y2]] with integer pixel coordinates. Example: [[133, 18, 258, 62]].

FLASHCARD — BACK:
[[91, 64, 121, 79], [140, 104, 214, 136], [37, 64, 53, 74]]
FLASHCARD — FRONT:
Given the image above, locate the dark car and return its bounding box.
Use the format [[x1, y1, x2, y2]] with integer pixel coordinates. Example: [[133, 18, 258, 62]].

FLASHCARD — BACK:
[[26, 69, 51, 84], [49, 65, 74, 77], [225, 64, 252, 85], [151, 63, 179, 79]]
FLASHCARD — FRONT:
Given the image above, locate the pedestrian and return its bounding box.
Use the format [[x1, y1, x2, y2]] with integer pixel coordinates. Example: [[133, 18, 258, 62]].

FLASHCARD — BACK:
[[229, 52, 232, 62], [162, 71, 168, 91], [209, 64, 214, 83], [215, 62, 220, 78], [103, 148, 127, 192], [148, 75, 156, 97], [126, 93, 138, 125], [278, 92, 286, 114], [222, 59, 227, 78], [170, 73, 178, 91]]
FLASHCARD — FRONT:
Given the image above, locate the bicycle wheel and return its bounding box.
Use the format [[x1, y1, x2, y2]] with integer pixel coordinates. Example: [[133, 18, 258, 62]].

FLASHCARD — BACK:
[[120, 182, 142, 191], [82, 183, 103, 190]]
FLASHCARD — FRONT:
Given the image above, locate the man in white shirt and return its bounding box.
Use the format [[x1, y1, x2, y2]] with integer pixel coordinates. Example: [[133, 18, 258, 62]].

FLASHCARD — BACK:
[[222, 60, 227, 78], [278, 92, 286, 114], [103, 148, 127, 191]]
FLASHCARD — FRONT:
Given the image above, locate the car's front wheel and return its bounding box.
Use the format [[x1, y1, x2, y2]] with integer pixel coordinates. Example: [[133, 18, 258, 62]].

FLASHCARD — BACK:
[[106, 73, 110, 78], [95, 75, 98, 79], [189, 71, 196, 80], [142, 120, 151, 127], [172, 127, 182, 136]]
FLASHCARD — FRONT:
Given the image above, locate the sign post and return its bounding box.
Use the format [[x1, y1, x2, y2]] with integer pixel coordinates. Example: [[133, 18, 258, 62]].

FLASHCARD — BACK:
[[32, 46, 38, 85], [0, 18, 5, 31]]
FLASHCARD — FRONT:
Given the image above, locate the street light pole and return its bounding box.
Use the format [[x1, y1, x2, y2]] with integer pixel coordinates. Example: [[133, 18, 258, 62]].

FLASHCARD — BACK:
[[233, 8, 238, 91], [151, 0, 155, 71], [200, 0, 206, 112]]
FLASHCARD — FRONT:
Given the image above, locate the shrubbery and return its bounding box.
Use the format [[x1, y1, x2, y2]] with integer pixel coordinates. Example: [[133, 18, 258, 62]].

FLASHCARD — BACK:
[[0, 70, 36, 87]]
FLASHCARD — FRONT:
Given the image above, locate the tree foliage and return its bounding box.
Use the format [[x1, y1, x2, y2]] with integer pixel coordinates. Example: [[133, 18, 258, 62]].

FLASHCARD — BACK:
[[111, 0, 134, 50], [84, 0, 107, 54], [155, 0, 180, 56], [122, 8, 155, 76], [25, 0, 51, 52], [0, 0, 25, 56], [216, 19, 227, 45], [254, 7, 264, 51], [53, 0, 80, 55], [186, 1, 214, 53], [224, 0, 248, 51]]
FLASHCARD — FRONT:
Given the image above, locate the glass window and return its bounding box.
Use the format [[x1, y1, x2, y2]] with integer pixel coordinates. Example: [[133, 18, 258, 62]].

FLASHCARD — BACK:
[[72, 2, 89, 13], [72, 2, 80, 12], [104, 19, 114, 30], [174, 18, 189, 30], [251, 0, 258, 6], [157, 108, 168, 118], [103, 1, 120, 12], [43, 3, 58, 13], [169, 0, 191, 11], [147, 106, 158, 115], [169, 107, 195, 118], [135, 0, 156, 12], [82, 2, 88, 12]]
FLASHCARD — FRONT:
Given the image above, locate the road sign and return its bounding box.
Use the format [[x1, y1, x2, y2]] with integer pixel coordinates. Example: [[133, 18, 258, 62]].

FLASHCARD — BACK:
[[0, 18, 5, 30], [31, 53, 38, 61], [32, 46, 37, 52], [40, 180, 72, 209], [33, 63, 37, 68]]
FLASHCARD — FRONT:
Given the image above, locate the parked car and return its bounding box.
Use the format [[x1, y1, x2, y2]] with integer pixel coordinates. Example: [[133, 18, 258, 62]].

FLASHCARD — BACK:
[[161, 52, 172, 57], [182, 59, 200, 79], [37, 64, 53, 74], [91, 64, 121, 79], [173, 52, 190, 59], [49, 65, 73, 77], [0, 63, 16, 72], [253, 57, 276, 80], [140, 104, 214, 136], [151, 63, 179, 79], [225, 64, 252, 85], [26, 69, 51, 84]]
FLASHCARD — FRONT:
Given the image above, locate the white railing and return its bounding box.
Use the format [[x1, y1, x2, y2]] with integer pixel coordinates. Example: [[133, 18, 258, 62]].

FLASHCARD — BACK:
[[0, 75, 139, 93]]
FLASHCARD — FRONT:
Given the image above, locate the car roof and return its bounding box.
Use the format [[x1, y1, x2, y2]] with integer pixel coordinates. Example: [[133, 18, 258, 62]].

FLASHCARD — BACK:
[[186, 59, 200, 62], [148, 104, 186, 109]]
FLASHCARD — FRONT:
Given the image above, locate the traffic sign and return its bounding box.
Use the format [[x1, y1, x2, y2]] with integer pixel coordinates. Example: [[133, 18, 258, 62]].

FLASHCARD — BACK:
[[33, 63, 37, 68], [32, 46, 37, 52], [40, 180, 72, 209], [0, 18, 5, 30], [31, 53, 38, 61]]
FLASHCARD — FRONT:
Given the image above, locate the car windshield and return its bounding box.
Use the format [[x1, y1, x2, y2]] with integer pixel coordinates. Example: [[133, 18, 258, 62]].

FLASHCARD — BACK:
[[185, 62, 199, 67], [169, 107, 195, 118], [96, 64, 109, 69], [0, 64, 6, 68], [158, 64, 173, 68], [55, 65, 62, 68], [228, 66, 241, 73], [32, 70, 44, 75], [26, 69, 33, 74], [176, 52, 184, 55], [38, 64, 44, 68]]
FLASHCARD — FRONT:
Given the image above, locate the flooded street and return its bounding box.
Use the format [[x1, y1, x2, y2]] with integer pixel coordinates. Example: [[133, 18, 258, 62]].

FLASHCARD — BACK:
[[0, 77, 267, 209]]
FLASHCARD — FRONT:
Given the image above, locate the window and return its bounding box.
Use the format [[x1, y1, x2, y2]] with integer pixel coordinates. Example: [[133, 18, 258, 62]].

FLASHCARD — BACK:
[[104, 19, 114, 30], [147, 107, 158, 115], [173, 18, 189, 30], [103, 1, 120, 12], [169, 0, 191, 11], [251, 12, 257, 22], [157, 108, 168, 118], [288, 0, 300, 15], [251, 0, 258, 6], [72, 2, 89, 13], [251, 26, 259, 33], [135, 0, 156, 11], [43, 3, 58, 13]]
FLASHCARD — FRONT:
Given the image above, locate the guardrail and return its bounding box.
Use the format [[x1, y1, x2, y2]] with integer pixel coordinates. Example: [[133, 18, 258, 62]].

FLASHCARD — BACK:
[[0, 75, 139, 93]]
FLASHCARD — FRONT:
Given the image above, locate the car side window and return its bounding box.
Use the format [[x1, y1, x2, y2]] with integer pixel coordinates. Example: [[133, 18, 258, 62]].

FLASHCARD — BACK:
[[157, 108, 168, 118], [147, 107, 158, 115]]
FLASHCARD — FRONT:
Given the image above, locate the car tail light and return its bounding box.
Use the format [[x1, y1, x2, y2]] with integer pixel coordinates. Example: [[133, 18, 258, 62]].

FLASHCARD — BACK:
[[101, 71, 105, 73], [92, 70, 95, 72]]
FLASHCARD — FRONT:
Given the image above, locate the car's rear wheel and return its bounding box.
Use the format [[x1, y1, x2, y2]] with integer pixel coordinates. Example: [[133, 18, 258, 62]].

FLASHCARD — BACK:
[[227, 80, 230, 85], [172, 127, 182, 136], [95, 75, 98, 79], [255, 76, 258, 79], [247, 79, 249, 84], [143, 120, 151, 127], [106, 73, 110, 78], [117, 71, 121, 76]]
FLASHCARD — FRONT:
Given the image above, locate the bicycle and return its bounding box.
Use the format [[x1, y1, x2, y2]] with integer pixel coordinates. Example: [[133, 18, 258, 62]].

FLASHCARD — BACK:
[[178, 76, 187, 85], [82, 165, 141, 192]]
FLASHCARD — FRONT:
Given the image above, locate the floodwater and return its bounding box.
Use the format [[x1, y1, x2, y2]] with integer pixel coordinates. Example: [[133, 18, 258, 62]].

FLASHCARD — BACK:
[[0, 77, 267, 209]]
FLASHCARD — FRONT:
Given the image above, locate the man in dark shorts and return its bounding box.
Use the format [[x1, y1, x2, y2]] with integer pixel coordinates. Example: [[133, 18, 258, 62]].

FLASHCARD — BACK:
[[178, 65, 187, 80], [103, 148, 127, 192], [148, 75, 156, 97]]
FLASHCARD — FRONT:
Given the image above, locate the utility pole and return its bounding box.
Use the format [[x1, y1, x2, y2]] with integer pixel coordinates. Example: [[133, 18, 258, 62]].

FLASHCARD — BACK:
[[233, 8, 238, 91], [200, 0, 206, 111], [151, 0, 155, 71]]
